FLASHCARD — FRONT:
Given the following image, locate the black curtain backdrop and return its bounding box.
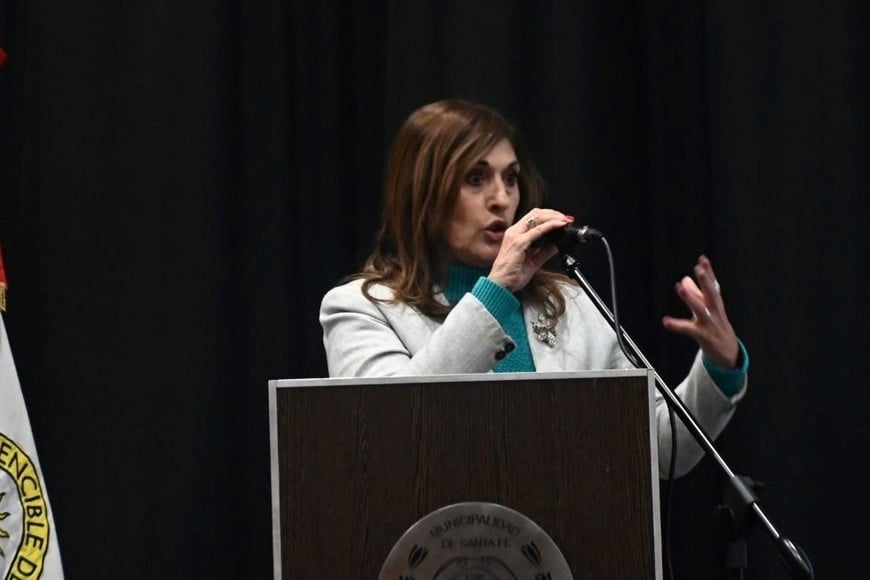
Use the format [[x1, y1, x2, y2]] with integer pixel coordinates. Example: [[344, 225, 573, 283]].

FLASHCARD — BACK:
[[1, 1, 867, 578]]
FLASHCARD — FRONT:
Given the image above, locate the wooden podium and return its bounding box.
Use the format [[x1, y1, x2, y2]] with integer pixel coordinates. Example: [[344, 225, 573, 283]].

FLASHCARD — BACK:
[[269, 370, 662, 579]]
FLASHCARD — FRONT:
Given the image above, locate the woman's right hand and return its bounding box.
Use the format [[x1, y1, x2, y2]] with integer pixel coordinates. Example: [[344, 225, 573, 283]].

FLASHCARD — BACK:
[[488, 209, 574, 292]]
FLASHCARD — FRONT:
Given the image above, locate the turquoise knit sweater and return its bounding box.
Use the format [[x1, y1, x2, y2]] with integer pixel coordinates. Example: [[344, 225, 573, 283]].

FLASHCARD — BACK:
[[442, 263, 535, 373]]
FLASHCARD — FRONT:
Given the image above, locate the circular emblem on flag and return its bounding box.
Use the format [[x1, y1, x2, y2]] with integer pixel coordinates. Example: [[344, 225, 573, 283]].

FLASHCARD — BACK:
[[379, 501, 574, 579], [0, 432, 51, 579]]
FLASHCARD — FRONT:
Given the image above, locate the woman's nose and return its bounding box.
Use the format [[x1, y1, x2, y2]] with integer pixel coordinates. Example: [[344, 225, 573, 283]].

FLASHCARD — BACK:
[[487, 178, 509, 206]]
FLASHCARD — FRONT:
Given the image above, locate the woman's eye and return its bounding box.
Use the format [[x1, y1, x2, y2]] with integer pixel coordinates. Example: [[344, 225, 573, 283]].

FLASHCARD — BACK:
[[466, 170, 486, 186], [504, 170, 519, 187]]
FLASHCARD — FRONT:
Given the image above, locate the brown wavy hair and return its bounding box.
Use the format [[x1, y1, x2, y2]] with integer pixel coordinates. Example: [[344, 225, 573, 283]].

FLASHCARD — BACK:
[[352, 99, 571, 321]]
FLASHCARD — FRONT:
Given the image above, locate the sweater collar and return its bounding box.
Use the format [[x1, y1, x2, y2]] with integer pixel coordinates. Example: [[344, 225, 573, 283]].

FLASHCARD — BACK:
[[442, 262, 490, 306]]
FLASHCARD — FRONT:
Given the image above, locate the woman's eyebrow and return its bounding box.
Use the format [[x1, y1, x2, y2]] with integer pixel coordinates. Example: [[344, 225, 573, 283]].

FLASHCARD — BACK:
[[473, 160, 519, 168]]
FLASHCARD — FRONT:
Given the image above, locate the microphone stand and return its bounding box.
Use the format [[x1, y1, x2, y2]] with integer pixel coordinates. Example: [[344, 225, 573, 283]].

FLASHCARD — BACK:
[[558, 250, 813, 580]]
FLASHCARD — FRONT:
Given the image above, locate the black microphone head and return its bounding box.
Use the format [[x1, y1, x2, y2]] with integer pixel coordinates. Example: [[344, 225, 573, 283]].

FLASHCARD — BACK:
[[576, 225, 603, 240], [535, 224, 602, 250]]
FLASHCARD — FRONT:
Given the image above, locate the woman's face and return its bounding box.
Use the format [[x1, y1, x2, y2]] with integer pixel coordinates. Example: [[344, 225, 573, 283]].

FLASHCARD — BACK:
[[442, 139, 521, 268]]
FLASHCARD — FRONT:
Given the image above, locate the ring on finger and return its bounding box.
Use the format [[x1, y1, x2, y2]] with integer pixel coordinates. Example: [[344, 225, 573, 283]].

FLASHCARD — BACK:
[[526, 217, 537, 230]]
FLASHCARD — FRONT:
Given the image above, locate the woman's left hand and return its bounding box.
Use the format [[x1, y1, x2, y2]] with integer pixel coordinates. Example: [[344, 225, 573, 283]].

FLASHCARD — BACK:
[[662, 255, 740, 368]]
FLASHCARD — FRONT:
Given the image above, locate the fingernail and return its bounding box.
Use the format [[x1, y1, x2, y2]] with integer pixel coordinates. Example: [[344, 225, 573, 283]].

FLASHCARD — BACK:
[[565, 215, 575, 222]]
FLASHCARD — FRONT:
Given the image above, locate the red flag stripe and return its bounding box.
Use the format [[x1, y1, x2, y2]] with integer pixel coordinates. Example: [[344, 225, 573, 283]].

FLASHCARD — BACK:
[[0, 238, 6, 311]]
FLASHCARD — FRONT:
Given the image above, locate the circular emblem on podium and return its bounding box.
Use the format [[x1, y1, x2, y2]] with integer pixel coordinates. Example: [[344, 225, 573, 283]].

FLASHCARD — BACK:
[[379, 502, 574, 579]]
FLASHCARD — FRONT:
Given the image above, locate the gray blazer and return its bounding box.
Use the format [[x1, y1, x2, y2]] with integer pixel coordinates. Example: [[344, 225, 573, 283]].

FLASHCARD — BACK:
[[320, 278, 747, 478]]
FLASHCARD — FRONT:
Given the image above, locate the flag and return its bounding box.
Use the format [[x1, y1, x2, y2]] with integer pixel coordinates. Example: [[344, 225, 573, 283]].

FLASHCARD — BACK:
[[0, 243, 65, 578]]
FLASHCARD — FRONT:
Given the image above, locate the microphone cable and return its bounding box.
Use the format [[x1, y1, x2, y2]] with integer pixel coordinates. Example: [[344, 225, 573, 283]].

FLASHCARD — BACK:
[[579, 235, 680, 580]]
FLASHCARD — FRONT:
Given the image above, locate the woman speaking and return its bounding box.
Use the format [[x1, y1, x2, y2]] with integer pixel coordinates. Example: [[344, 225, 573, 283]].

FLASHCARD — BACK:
[[319, 99, 748, 478]]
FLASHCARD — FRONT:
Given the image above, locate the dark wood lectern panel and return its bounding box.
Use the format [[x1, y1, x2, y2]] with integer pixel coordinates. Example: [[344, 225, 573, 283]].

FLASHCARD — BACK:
[[274, 373, 656, 579]]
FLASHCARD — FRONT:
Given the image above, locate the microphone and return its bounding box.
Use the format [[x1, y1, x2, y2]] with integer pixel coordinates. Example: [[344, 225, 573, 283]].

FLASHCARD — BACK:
[[534, 224, 603, 250]]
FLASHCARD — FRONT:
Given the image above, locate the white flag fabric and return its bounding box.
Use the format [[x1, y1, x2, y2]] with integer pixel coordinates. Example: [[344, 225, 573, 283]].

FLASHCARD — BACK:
[[0, 314, 64, 579]]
